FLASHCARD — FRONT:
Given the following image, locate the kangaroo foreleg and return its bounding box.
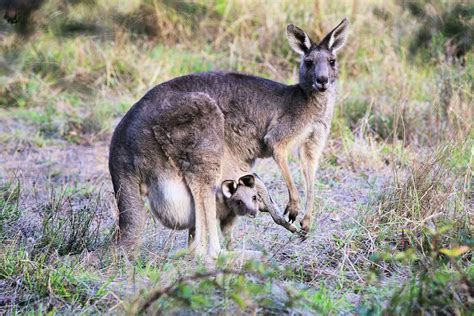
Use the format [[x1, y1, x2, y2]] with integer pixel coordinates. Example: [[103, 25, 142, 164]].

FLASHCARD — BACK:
[[272, 144, 300, 223], [254, 175, 299, 233]]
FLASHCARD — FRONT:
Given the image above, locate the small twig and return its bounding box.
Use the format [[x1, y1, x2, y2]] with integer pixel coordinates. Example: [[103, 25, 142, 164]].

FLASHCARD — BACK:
[[346, 252, 366, 285]]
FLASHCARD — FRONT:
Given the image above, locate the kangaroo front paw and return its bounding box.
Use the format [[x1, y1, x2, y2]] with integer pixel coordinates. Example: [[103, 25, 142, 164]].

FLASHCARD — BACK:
[[284, 202, 299, 223]]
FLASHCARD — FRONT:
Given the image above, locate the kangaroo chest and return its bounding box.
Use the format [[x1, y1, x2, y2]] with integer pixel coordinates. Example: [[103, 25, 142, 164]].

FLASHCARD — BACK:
[[296, 92, 335, 146]]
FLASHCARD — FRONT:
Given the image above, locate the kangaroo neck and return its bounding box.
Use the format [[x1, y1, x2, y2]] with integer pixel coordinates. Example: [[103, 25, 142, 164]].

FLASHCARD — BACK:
[[293, 83, 334, 121]]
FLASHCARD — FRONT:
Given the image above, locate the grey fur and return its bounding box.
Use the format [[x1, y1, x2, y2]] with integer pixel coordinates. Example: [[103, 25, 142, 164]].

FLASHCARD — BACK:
[[109, 19, 349, 257]]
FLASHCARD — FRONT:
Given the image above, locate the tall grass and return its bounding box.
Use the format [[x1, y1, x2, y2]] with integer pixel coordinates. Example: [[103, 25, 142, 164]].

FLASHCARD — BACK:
[[0, 0, 471, 145]]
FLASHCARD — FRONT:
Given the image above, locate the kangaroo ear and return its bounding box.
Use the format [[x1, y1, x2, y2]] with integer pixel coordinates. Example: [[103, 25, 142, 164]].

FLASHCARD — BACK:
[[221, 180, 237, 198], [320, 18, 349, 52], [238, 174, 255, 188], [287, 24, 312, 55]]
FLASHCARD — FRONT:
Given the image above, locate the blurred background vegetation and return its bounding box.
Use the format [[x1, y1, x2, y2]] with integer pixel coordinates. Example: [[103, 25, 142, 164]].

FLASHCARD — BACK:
[[0, 0, 472, 314], [0, 0, 472, 145]]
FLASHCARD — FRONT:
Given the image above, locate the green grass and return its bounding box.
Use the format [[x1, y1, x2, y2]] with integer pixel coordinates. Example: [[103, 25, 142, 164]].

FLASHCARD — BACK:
[[0, 246, 115, 313], [0, 179, 21, 237]]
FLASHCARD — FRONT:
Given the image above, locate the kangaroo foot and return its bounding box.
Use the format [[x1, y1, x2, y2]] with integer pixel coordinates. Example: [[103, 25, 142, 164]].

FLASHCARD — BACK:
[[227, 250, 263, 265], [207, 243, 221, 261], [189, 240, 207, 259]]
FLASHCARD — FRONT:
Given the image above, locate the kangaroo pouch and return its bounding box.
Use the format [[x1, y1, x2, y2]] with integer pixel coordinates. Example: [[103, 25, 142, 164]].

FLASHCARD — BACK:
[[147, 177, 195, 230]]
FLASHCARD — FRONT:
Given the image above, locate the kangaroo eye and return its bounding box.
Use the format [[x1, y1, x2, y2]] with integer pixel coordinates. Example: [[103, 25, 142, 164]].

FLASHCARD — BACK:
[[329, 59, 336, 67], [304, 59, 313, 67], [237, 200, 243, 206], [252, 196, 257, 201]]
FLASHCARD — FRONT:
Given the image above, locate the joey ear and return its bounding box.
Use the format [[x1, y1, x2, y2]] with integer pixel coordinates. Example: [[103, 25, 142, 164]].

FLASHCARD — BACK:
[[221, 180, 237, 198], [238, 174, 255, 188], [287, 24, 312, 55], [320, 18, 349, 52]]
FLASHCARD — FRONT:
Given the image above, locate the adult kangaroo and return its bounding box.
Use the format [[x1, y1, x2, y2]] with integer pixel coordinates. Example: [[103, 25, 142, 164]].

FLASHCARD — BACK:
[[109, 19, 349, 259]]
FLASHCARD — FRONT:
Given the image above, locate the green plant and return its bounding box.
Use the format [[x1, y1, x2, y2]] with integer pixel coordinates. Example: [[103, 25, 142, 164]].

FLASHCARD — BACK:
[[0, 78, 33, 108], [0, 246, 115, 312], [381, 231, 472, 315], [34, 185, 112, 256], [129, 257, 349, 314], [375, 144, 471, 251], [0, 178, 21, 237]]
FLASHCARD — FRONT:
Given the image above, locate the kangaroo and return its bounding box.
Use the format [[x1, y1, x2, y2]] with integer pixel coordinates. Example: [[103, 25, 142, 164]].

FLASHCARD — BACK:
[[215, 175, 260, 250], [109, 19, 349, 259], [219, 173, 300, 249], [187, 174, 280, 250]]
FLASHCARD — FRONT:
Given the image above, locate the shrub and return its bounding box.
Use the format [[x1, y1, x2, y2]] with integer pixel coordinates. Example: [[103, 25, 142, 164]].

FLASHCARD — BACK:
[[402, 0, 474, 63]]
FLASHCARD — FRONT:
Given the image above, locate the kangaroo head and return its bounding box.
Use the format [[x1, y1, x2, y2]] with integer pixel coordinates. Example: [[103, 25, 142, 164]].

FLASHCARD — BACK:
[[221, 174, 258, 218], [287, 18, 349, 93]]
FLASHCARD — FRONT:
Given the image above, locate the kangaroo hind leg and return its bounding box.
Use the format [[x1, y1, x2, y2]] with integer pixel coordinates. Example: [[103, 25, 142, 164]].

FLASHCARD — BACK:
[[152, 92, 225, 259]]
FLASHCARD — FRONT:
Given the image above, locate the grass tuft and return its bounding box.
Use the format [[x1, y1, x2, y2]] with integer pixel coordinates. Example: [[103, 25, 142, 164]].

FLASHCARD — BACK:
[[0, 178, 21, 238], [34, 185, 113, 256]]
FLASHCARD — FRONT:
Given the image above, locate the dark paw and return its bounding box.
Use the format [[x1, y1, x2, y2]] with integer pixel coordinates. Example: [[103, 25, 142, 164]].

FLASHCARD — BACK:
[[284, 204, 299, 223], [288, 211, 297, 223]]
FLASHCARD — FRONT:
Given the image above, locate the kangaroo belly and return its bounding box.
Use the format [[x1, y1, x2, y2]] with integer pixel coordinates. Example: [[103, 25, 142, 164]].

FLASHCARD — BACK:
[[147, 178, 195, 230]]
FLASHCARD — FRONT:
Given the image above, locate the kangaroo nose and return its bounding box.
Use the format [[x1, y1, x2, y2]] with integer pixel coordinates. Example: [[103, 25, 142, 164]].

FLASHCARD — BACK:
[[316, 76, 329, 85]]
